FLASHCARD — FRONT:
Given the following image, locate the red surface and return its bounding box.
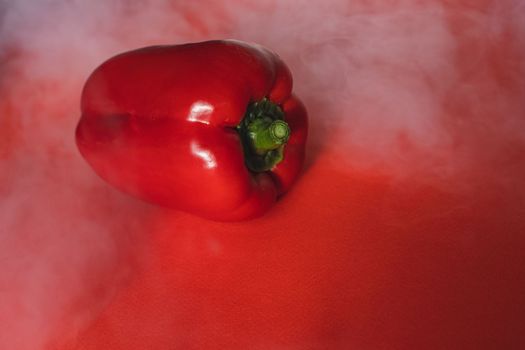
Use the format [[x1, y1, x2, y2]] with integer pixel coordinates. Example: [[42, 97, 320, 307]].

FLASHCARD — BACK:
[[1, 1, 524, 350], [58, 145, 525, 349]]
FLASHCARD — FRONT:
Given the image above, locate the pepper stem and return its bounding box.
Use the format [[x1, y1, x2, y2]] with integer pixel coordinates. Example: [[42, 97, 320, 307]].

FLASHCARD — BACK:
[[249, 119, 290, 154], [237, 99, 290, 172]]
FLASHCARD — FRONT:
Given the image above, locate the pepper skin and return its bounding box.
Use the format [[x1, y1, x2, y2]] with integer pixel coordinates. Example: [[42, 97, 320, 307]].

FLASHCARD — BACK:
[[76, 40, 308, 221]]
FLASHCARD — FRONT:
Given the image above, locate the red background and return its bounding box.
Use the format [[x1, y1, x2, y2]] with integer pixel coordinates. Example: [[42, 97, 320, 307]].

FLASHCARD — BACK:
[[1, 1, 524, 349]]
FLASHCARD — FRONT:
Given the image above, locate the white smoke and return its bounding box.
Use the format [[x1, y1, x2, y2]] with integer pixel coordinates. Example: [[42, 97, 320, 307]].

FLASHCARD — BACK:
[[1, 0, 524, 349]]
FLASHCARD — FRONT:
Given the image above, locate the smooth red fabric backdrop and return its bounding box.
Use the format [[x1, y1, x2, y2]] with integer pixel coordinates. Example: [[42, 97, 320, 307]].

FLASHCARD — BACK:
[[0, 1, 524, 349]]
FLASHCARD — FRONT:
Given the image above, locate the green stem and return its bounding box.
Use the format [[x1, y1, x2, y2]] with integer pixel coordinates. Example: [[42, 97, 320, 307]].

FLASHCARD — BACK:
[[249, 119, 290, 154], [237, 99, 290, 172]]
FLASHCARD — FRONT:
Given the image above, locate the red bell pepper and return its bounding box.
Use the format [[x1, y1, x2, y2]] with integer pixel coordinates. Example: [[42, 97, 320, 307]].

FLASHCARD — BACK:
[[76, 40, 307, 221]]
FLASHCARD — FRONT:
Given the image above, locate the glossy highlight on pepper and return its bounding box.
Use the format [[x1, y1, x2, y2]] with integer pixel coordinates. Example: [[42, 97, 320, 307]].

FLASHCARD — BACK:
[[76, 40, 308, 221]]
